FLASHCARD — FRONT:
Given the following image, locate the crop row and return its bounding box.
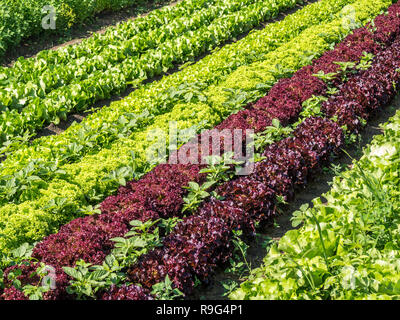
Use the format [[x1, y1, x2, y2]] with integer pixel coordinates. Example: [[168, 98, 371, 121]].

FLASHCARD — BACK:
[[0, 0, 302, 147], [0, 0, 168, 60], [231, 90, 400, 300], [0, 0, 385, 255], [1, 0, 398, 300]]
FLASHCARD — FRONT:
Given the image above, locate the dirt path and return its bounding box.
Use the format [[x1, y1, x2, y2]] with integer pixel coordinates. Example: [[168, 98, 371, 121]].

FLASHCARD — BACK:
[[32, 0, 317, 139], [1, 0, 178, 67], [190, 93, 400, 300]]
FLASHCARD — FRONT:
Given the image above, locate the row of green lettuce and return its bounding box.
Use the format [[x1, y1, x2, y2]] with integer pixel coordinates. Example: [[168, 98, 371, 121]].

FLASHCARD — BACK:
[[0, 0, 168, 60], [0, 0, 391, 255], [230, 107, 400, 300], [2, 0, 210, 78], [1, 0, 256, 90], [0, 0, 302, 149]]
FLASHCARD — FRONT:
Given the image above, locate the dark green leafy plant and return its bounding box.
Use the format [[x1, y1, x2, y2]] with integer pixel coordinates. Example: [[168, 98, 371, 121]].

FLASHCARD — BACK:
[[225, 230, 251, 278], [183, 152, 243, 213], [151, 275, 184, 300]]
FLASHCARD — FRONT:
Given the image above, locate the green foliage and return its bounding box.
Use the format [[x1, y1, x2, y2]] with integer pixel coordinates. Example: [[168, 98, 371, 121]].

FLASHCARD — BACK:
[[334, 61, 357, 81], [313, 52, 375, 89], [63, 260, 114, 300], [356, 52, 375, 70], [0, 242, 58, 300], [110, 219, 163, 266], [226, 230, 252, 277], [221, 279, 239, 297], [0, 242, 37, 289], [312, 70, 338, 83], [183, 152, 243, 213], [151, 276, 184, 300], [252, 118, 294, 153], [22, 263, 55, 300], [61, 217, 180, 299]]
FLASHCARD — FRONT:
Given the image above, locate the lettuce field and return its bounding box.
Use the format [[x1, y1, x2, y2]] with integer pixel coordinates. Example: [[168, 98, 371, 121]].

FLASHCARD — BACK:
[[0, 0, 400, 301]]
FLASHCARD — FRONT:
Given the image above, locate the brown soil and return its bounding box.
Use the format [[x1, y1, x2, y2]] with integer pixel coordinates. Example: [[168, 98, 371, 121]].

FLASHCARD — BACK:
[[32, 0, 317, 140], [190, 94, 400, 300], [1, 0, 178, 67]]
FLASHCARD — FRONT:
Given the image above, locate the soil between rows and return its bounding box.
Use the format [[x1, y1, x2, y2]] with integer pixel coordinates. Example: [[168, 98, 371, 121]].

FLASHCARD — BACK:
[[190, 92, 400, 300]]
